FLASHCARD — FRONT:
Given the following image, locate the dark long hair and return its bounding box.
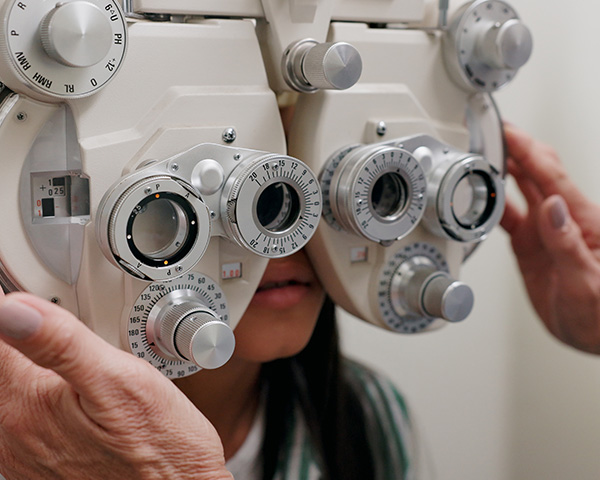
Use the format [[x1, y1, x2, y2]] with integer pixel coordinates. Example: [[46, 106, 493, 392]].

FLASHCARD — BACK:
[[259, 296, 375, 479]]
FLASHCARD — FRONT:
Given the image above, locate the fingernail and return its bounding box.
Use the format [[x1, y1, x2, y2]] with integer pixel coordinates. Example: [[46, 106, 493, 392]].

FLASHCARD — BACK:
[[549, 196, 569, 230], [0, 299, 43, 340]]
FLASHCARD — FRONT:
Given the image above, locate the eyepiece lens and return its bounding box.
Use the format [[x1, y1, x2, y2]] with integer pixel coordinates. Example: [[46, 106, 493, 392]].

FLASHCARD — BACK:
[[451, 172, 493, 228], [371, 172, 408, 220], [256, 182, 301, 233], [129, 195, 194, 263]]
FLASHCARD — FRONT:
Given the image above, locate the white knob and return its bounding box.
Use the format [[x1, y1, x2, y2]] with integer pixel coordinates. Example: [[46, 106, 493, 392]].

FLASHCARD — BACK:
[[193, 159, 225, 196], [482, 19, 533, 70], [40, 1, 113, 68], [159, 302, 235, 369]]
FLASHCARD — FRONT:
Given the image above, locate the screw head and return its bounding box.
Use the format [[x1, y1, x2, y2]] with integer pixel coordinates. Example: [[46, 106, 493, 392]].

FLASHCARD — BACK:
[[376, 121, 387, 136], [171, 163, 179, 172], [175, 265, 183, 273], [233, 153, 241, 161], [144, 187, 153, 195], [16, 112, 27, 122], [50, 296, 61, 305], [222, 128, 237, 144]]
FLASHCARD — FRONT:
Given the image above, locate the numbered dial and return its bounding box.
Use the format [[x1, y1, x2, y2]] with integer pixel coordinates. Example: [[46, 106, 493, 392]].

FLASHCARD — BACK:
[[222, 154, 321, 257], [323, 145, 427, 243], [444, 0, 532, 92], [378, 243, 474, 333], [128, 274, 233, 379], [1, 0, 126, 98]]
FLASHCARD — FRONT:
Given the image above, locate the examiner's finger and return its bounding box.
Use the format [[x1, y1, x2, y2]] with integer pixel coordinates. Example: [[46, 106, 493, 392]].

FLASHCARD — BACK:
[[537, 195, 598, 271], [504, 125, 587, 204], [500, 197, 524, 235], [0, 292, 135, 404]]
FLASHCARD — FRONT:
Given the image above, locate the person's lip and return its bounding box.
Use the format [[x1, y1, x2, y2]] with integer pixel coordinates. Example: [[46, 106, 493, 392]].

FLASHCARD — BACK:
[[250, 260, 316, 309]]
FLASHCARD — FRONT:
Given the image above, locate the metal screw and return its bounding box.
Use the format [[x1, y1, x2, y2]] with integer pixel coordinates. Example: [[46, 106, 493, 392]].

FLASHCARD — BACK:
[[233, 153, 241, 161], [271, 245, 279, 252], [16, 112, 27, 122], [144, 187, 153, 195], [376, 121, 387, 137], [170, 163, 179, 172], [222, 127, 237, 144], [210, 211, 216, 219], [175, 265, 183, 273], [50, 296, 61, 305], [272, 162, 279, 170]]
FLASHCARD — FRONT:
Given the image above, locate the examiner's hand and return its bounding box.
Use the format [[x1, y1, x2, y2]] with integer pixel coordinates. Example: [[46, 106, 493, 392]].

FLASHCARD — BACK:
[[0, 291, 233, 480], [501, 124, 600, 354]]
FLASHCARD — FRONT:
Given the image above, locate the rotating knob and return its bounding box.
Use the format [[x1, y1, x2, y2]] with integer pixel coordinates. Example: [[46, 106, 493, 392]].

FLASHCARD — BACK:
[[480, 19, 533, 70], [283, 39, 362, 93], [40, 1, 113, 68], [444, 0, 532, 92], [390, 256, 474, 323], [159, 302, 235, 370], [421, 273, 474, 322]]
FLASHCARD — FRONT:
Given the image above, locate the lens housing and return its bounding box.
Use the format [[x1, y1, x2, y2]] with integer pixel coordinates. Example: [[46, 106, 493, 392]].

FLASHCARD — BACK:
[[426, 155, 504, 242], [222, 154, 321, 258], [98, 175, 211, 281], [324, 145, 427, 243]]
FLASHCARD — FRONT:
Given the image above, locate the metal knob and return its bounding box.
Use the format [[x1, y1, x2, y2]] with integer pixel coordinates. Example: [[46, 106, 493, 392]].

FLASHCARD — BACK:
[[159, 302, 235, 370], [421, 273, 474, 322], [283, 39, 362, 93], [40, 1, 113, 68], [390, 257, 474, 322], [482, 19, 533, 70]]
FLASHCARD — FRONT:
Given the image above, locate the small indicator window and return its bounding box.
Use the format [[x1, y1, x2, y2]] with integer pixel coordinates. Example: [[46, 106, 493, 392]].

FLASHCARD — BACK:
[[41, 198, 55, 217], [52, 177, 66, 187]]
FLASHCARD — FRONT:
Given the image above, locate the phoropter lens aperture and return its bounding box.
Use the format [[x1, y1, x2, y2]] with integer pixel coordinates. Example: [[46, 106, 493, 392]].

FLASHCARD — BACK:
[[256, 182, 301, 233], [451, 172, 495, 229], [126, 192, 199, 268], [371, 172, 409, 221]]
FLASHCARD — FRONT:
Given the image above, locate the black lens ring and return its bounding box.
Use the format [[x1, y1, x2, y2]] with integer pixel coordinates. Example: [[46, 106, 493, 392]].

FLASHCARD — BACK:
[[126, 192, 199, 268]]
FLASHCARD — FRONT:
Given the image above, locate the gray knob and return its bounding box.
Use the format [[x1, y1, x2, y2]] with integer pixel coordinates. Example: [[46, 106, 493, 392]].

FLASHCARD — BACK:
[[482, 19, 533, 70], [390, 257, 473, 322], [283, 39, 362, 93], [302, 42, 362, 90], [40, 1, 113, 68], [421, 273, 474, 322], [159, 302, 235, 370]]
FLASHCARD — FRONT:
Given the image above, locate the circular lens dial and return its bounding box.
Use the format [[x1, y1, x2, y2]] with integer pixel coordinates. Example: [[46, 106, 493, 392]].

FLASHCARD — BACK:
[[322, 145, 427, 243], [223, 155, 321, 257], [100, 176, 211, 281], [127, 274, 231, 379]]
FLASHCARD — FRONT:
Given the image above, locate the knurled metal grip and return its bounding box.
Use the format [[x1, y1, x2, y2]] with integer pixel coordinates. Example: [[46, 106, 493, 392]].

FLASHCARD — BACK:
[[159, 302, 235, 370], [282, 39, 362, 93]]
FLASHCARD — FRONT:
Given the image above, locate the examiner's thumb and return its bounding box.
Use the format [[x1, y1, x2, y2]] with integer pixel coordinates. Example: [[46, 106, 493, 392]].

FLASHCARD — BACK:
[[537, 195, 593, 269]]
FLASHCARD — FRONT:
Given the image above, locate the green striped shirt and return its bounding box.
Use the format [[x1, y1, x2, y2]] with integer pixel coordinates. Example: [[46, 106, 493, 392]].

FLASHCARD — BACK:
[[227, 360, 419, 480]]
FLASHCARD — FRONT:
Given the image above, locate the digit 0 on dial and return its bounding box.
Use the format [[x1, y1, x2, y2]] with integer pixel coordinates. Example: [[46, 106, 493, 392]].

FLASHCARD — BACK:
[[128, 274, 234, 379], [223, 154, 321, 257], [323, 144, 427, 243], [0, 0, 126, 98]]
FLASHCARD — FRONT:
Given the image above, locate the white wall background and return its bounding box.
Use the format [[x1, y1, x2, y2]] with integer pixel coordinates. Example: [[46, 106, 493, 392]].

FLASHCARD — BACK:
[[340, 2, 600, 479]]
